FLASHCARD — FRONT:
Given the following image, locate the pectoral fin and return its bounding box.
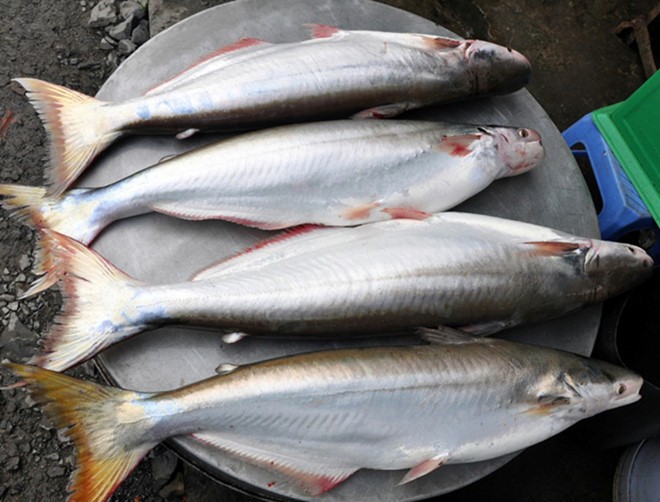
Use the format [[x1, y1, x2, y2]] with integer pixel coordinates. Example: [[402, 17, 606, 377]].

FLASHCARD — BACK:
[[398, 453, 449, 485]]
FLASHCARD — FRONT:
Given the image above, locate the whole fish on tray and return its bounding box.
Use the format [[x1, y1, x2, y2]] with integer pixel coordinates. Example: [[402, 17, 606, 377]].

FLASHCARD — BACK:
[[15, 25, 532, 194], [35, 213, 652, 371], [3, 329, 643, 501], [0, 120, 543, 296]]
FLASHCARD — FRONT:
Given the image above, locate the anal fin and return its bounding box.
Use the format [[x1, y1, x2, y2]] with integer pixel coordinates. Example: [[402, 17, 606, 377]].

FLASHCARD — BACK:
[[398, 453, 449, 485], [192, 432, 358, 495], [382, 207, 431, 220]]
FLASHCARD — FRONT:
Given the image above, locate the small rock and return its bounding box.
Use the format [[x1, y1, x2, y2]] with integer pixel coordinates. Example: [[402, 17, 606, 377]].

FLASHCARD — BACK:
[[6, 456, 20, 471], [158, 471, 184, 499], [69, 57, 79, 66], [106, 51, 119, 66], [131, 22, 149, 45], [18, 253, 30, 270], [120, 0, 146, 21], [151, 450, 179, 487], [99, 37, 115, 50], [46, 465, 66, 478], [117, 39, 137, 55], [108, 15, 135, 41], [7, 301, 18, 311], [56, 428, 72, 444], [77, 61, 101, 70], [15, 273, 26, 283], [45, 452, 60, 461], [89, 0, 117, 28]]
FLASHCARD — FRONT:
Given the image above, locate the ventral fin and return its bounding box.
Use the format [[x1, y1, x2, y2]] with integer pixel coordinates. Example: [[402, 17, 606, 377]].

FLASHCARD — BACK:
[[456, 320, 512, 336], [398, 453, 449, 485], [342, 201, 379, 221], [418, 327, 489, 346], [304, 23, 344, 39], [524, 241, 582, 256], [175, 128, 200, 140], [222, 332, 248, 344], [215, 362, 240, 375], [437, 134, 481, 157], [382, 207, 431, 220]]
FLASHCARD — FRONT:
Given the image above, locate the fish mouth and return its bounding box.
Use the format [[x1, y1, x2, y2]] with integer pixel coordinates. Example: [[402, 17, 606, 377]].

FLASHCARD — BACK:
[[464, 40, 532, 94]]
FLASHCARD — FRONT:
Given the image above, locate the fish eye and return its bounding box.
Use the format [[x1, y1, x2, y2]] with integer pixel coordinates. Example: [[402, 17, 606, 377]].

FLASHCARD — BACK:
[[517, 128, 529, 138], [617, 384, 626, 395]]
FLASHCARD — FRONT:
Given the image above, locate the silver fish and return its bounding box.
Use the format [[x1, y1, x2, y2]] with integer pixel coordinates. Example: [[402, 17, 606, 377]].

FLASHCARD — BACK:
[[36, 212, 652, 371], [0, 120, 543, 296], [3, 329, 643, 501], [15, 25, 531, 194]]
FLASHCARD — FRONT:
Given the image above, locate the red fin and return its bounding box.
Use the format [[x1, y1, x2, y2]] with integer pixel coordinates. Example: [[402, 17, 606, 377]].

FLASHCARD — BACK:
[[351, 102, 415, 119], [145, 38, 269, 94], [342, 202, 379, 220], [427, 36, 462, 49], [382, 207, 431, 220], [524, 396, 572, 416], [190, 225, 324, 280], [398, 454, 448, 485], [437, 134, 481, 157], [525, 241, 581, 256], [304, 23, 342, 39]]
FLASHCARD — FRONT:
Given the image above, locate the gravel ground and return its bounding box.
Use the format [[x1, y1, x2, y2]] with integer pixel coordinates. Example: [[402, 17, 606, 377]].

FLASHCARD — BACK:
[[0, 1, 655, 501]]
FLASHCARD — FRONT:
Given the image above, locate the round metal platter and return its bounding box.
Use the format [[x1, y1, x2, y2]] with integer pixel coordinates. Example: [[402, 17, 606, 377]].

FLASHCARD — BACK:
[[82, 0, 602, 500]]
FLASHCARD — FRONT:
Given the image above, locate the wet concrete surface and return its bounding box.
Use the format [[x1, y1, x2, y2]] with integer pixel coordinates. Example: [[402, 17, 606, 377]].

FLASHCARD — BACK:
[[0, 0, 656, 501]]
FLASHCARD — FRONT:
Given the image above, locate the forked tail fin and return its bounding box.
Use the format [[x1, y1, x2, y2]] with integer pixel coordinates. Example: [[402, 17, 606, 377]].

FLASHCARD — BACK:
[[2, 362, 158, 502], [34, 231, 150, 372], [14, 78, 123, 195], [0, 184, 103, 297]]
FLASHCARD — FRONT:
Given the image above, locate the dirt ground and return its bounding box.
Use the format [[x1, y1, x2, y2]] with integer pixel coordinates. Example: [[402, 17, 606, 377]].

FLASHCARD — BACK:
[[0, 0, 656, 501]]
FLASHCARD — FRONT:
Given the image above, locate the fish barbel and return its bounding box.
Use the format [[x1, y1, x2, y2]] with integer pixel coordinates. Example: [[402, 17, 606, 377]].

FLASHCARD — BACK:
[[0, 120, 543, 297], [14, 25, 531, 194], [35, 213, 652, 371], [3, 330, 643, 501]]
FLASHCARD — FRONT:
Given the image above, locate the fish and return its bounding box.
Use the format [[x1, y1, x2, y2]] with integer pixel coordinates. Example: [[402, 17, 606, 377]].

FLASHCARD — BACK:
[[33, 212, 652, 372], [14, 25, 532, 195], [2, 329, 643, 501], [0, 119, 543, 297]]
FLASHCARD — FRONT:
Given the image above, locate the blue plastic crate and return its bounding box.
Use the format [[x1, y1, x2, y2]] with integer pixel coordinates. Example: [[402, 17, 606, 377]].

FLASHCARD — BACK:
[[563, 113, 660, 261]]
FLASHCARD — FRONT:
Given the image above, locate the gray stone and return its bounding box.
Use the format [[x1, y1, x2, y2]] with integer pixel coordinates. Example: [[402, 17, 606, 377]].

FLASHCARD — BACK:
[[46, 465, 66, 478], [6, 456, 19, 471], [7, 301, 18, 311], [120, 0, 146, 21], [108, 15, 135, 41], [131, 22, 149, 45], [17, 253, 30, 270], [117, 39, 137, 55], [106, 51, 119, 67], [14, 273, 26, 283], [99, 37, 115, 50], [151, 449, 179, 487], [89, 0, 117, 28]]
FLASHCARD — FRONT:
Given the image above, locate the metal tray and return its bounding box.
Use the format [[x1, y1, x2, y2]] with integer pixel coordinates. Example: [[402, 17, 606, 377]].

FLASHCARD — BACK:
[[82, 0, 601, 500]]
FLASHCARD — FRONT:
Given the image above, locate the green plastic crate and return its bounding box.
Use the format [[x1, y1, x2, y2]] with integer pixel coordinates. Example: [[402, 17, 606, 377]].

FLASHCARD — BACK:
[[592, 71, 660, 225]]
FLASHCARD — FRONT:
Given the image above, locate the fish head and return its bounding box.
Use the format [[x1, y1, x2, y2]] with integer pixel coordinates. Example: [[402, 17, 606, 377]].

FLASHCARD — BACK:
[[464, 40, 531, 95], [482, 125, 544, 176], [583, 240, 653, 300], [529, 356, 642, 420]]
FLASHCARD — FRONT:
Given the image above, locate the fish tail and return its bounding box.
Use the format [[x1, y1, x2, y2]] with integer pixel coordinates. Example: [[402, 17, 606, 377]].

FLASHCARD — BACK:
[[34, 231, 148, 372], [2, 362, 157, 502], [14, 78, 122, 195], [0, 183, 102, 298]]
